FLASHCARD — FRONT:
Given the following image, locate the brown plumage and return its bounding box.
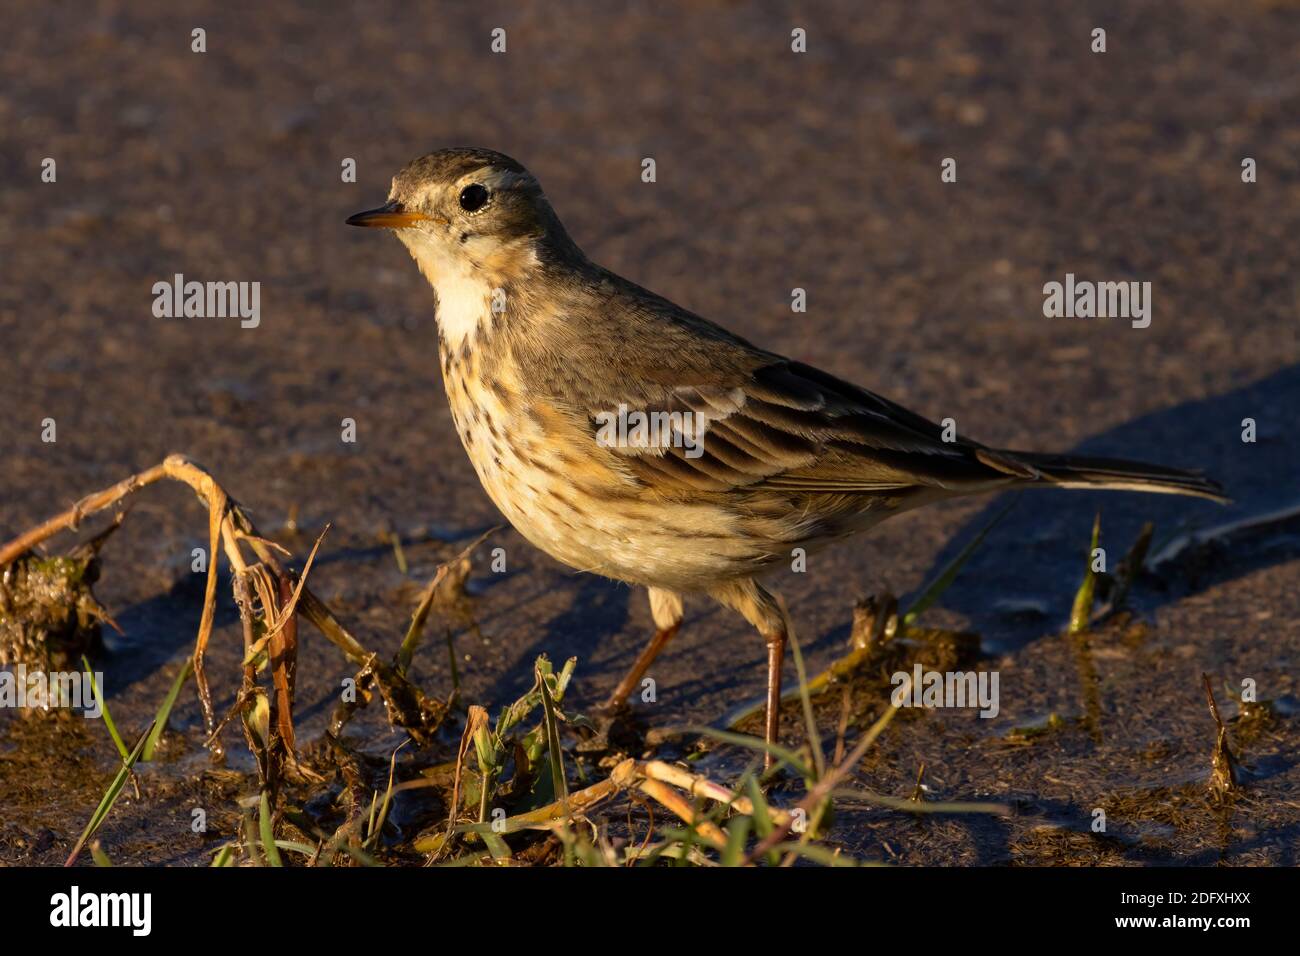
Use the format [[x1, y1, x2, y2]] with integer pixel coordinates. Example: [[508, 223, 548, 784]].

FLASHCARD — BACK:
[[349, 147, 1224, 766]]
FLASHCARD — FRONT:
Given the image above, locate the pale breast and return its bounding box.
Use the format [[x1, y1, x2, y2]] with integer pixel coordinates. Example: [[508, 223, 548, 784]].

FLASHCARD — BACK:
[[439, 347, 763, 591]]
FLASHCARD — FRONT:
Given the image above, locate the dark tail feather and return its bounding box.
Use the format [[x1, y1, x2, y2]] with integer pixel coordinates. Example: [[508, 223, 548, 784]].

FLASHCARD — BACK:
[[1002, 451, 1228, 504]]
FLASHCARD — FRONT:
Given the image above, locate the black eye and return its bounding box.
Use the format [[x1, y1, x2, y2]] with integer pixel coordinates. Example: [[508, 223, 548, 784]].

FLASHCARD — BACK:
[[459, 184, 489, 212]]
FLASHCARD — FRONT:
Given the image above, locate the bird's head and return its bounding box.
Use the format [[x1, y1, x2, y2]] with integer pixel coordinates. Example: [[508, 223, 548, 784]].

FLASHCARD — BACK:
[[348, 147, 575, 282], [348, 148, 583, 349]]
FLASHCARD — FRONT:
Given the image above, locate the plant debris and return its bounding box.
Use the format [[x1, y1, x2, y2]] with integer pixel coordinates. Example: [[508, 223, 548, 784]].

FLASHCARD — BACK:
[[0, 518, 121, 680]]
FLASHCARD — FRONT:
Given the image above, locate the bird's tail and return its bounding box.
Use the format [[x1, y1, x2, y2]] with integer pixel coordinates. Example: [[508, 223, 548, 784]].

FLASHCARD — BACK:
[[999, 450, 1228, 504]]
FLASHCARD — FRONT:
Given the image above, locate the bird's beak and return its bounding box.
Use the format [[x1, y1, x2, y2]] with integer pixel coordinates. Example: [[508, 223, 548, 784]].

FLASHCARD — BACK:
[[346, 200, 442, 229]]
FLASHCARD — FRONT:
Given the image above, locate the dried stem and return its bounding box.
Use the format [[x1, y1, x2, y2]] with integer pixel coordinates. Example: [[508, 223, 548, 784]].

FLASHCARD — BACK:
[[0, 454, 444, 752]]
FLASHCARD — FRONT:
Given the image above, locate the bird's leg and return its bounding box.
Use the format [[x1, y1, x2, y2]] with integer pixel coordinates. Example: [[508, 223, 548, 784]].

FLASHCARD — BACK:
[[599, 587, 683, 712], [709, 578, 791, 771], [763, 627, 787, 770], [600, 623, 679, 711]]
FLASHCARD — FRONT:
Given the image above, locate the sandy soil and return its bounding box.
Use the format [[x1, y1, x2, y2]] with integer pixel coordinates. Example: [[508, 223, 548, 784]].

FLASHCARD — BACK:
[[1, 0, 1297, 865]]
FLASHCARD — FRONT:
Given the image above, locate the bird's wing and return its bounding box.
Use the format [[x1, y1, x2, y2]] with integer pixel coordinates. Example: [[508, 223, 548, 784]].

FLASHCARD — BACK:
[[583, 358, 1032, 495], [529, 279, 1032, 497]]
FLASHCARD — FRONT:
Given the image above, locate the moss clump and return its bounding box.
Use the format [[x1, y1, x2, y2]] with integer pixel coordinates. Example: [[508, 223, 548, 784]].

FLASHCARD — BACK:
[[0, 544, 111, 674]]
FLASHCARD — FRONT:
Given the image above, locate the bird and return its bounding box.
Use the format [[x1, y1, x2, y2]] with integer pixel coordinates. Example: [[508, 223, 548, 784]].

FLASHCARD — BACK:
[[347, 147, 1225, 767]]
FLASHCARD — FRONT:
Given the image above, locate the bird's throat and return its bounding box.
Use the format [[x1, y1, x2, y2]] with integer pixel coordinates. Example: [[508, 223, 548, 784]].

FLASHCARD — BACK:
[[399, 232, 499, 352]]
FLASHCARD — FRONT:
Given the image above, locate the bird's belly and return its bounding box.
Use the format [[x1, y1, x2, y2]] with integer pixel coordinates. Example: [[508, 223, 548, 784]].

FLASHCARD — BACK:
[[465, 433, 756, 590], [443, 367, 761, 590]]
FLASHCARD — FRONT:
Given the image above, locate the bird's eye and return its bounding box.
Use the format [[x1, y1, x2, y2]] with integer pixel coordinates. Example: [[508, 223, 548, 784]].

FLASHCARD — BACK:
[[459, 184, 489, 212]]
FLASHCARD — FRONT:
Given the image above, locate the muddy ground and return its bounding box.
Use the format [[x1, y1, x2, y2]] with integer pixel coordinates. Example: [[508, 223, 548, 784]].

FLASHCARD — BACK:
[[1, 0, 1298, 865]]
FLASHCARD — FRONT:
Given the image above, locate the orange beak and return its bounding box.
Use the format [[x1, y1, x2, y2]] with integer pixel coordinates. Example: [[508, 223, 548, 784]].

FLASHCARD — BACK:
[[346, 201, 442, 229]]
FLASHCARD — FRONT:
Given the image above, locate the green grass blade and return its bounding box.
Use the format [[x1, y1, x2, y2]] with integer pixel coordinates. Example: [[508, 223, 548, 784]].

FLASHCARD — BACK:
[[536, 658, 568, 803], [65, 722, 153, 866], [692, 726, 813, 779], [829, 787, 1010, 815], [368, 741, 406, 847], [743, 775, 781, 866], [259, 790, 283, 866], [143, 657, 193, 761], [721, 815, 751, 867], [82, 656, 127, 760], [903, 497, 1017, 626], [269, 839, 320, 858], [787, 630, 824, 780], [481, 831, 512, 861], [768, 842, 865, 866], [1069, 512, 1102, 634], [210, 843, 236, 867]]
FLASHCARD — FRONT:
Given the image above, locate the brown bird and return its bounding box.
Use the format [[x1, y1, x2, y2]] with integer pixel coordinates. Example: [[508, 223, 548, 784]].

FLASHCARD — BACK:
[[348, 147, 1224, 766]]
